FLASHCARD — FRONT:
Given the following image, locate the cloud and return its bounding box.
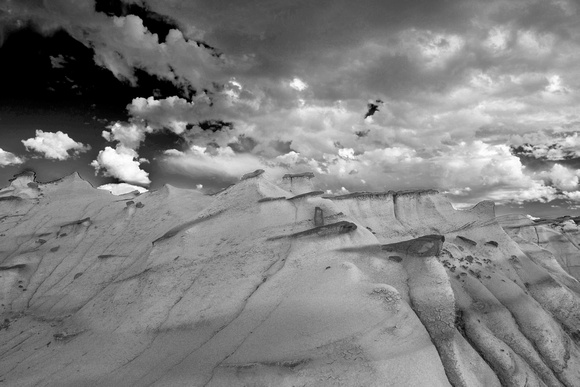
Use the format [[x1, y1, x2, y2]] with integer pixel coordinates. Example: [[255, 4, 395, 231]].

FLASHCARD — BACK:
[[510, 131, 580, 160], [102, 122, 150, 149], [91, 146, 151, 185], [160, 145, 284, 183], [97, 183, 148, 195], [21, 130, 90, 160], [6, 0, 580, 209], [0, 148, 24, 167], [268, 140, 558, 205], [541, 164, 579, 191], [289, 78, 308, 91], [49, 54, 67, 68]]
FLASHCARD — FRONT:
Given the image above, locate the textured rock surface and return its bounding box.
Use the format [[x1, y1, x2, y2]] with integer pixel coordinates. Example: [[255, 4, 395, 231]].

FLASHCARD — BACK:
[[1, 172, 580, 386]]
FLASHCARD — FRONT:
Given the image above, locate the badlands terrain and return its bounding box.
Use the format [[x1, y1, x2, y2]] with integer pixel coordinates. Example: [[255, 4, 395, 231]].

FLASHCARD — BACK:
[[1, 170, 580, 386]]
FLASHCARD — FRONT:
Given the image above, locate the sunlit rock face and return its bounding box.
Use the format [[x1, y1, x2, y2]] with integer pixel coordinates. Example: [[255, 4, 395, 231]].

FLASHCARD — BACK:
[[1, 170, 580, 386]]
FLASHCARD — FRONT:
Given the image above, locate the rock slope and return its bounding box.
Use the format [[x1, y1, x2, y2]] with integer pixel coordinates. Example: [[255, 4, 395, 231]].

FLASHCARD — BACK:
[[1, 171, 580, 386]]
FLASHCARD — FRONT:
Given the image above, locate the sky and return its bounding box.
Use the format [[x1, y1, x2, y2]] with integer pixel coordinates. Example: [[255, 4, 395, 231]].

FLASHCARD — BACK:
[[1, 0, 580, 217]]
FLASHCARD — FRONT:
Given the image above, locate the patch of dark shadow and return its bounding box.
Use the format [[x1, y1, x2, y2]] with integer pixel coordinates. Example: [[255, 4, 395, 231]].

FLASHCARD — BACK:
[[314, 207, 324, 226], [454, 308, 467, 337], [114, 268, 153, 284], [0, 264, 27, 271], [126, 201, 135, 206], [485, 241, 499, 247], [27, 182, 39, 189], [334, 244, 382, 254], [153, 211, 224, 244], [73, 273, 82, 280], [282, 172, 315, 180], [287, 191, 325, 201], [58, 233, 68, 238], [355, 129, 370, 138], [229, 359, 310, 370], [258, 196, 287, 203], [60, 218, 91, 228], [194, 40, 223, 58], [381, 235, 445, 257], [53, 331, 81, 342], [37, 232, 51, 237], [136, 202, 144, 208], [36, 239, 47, 244], [97, 254, 118, 259], [269, 221, 357, 241], [0, 196, 23, 202], [456, 236, 477, 246], [388, 255, 402, 262], [465, 255, 474, 263], [0, 318, 10, 330], [364, 99, 383, 119], [395, 189, 439, 197], [241, 169, 265, 181], [209, 184, 235, 196], [194, 119, 234, 132], [50, 246, 60, 252], [261, 359, 310, 369], [327, 191, 389, 200]]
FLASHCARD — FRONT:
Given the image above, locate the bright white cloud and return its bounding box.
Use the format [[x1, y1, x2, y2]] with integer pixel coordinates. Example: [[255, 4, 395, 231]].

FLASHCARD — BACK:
[[0, 148, 24, 166], [91, 146, 151, 185], [102, 122, 150, 149], [21, 130, 90, 160], [289, 78, 308, 91], [97, 183, 148, 195], [542, 164, 579, 191]]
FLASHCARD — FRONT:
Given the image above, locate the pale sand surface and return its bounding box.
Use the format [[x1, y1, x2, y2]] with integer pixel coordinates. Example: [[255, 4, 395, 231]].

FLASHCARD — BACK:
[[1, 171, 580, 386]]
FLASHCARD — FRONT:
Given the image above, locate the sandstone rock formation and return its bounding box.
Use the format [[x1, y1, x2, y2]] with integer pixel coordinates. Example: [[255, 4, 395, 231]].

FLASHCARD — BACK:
[[1, 170, 580, 386]]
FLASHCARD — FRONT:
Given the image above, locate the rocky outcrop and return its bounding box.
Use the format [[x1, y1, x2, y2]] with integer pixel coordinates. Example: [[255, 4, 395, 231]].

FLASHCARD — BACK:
[[1, 170, 580, 386], [241, 169, 265, 180], [280, 172, 315, 194]]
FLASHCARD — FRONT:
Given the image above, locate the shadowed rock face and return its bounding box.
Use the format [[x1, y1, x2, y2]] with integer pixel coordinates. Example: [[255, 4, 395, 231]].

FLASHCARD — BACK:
[[282, 172, 315, 179], [280, 171, 315, 194], [241, 169, 265, 180], [382, 235, 445, 257], [287, 190, 325, 200], [1, 171, 580, 387]]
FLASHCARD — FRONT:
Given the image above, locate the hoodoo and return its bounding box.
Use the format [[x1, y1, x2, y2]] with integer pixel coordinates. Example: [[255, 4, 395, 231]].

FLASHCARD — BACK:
[[1, 170, 580, 386]]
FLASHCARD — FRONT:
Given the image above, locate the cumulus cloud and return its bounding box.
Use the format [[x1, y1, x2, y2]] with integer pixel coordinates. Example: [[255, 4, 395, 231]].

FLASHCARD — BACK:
[[97, 183, 148, 195], [21, 130, 90, 160], [91, 146, 150, 185], [102, 122, 150, 149], [541, 164, 579, 191], [0, 148, 24, 167]]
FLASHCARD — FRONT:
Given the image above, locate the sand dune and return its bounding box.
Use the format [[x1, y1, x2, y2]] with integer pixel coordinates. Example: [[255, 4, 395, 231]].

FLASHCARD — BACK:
[[1, 170, 580, 386]]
